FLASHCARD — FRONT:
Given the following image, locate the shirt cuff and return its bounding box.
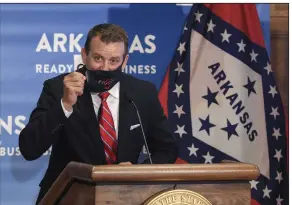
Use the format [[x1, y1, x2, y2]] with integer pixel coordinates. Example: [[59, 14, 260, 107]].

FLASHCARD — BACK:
[[61, 99, 73, 118]]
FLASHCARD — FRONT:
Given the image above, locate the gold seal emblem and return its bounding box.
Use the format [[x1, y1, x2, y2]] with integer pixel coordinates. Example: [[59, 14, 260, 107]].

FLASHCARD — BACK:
[[143, 189, 212, 205]]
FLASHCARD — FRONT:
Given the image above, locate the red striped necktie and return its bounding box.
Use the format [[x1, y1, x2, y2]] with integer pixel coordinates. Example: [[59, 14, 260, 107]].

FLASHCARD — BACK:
[[98, 92, 117, 164]]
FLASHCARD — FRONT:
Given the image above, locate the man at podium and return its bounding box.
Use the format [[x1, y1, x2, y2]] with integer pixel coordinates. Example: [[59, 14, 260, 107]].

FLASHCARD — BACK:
[[19, 23, 178, 204]]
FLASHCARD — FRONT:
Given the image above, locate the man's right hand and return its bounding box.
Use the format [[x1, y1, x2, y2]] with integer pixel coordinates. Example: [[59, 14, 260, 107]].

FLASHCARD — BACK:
[[62, 72, 86, 111]]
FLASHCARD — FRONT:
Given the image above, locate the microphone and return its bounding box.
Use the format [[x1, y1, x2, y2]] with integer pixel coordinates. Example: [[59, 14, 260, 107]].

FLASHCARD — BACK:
[[124, 92, 153, 164]]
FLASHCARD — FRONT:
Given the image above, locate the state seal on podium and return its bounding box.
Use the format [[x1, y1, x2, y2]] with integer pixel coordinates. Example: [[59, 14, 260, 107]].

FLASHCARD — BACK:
[[144, 189, 212, 205]]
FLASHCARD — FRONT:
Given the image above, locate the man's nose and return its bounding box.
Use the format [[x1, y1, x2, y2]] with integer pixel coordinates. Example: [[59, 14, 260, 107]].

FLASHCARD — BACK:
[[101, 61, 110, 71]]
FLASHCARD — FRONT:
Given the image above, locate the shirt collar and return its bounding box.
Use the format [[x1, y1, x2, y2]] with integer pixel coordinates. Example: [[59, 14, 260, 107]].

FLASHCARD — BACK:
[[107, 82, 120, 99]]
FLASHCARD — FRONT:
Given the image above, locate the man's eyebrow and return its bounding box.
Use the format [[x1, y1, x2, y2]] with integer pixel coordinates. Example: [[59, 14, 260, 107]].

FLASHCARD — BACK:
[[110, 56, 120, 59], [92, 52, 102, 56], [91, 53, 121, 60]]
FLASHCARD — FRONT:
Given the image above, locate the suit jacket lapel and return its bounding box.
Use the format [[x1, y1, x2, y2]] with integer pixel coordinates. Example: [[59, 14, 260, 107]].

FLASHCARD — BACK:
[[116, 75, 136, 163]]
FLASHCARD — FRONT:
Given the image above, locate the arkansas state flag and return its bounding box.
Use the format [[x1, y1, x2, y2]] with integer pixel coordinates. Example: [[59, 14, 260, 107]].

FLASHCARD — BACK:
[[159, 4, 288, 205]]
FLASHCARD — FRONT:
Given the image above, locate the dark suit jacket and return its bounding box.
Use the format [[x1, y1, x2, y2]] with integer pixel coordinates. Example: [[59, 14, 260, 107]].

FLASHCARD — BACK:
[[19, 67, 178, 204]]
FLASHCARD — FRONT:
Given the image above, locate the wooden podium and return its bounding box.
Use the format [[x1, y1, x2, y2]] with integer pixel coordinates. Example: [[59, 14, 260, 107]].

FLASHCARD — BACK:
[[39, 161, 259, 205]]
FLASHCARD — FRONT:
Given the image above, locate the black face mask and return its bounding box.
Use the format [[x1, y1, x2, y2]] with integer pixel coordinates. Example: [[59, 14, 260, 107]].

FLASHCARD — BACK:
[[78, 63, 123, 93]]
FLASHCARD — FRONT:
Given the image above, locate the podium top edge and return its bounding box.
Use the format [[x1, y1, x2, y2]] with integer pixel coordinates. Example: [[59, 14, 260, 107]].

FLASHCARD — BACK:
[[66, 161, 260, 182]]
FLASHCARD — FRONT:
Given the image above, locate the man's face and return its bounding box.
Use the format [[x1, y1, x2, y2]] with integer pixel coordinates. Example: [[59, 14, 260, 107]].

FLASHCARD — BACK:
[[81, 35, 128, 71]]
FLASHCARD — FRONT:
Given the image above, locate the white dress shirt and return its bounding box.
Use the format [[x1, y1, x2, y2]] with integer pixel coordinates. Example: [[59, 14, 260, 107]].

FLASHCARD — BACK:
[[61, 82, 120, 138]]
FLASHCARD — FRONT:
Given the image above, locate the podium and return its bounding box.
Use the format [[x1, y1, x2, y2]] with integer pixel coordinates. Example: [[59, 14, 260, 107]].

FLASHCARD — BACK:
[[39, 161, 259, 205]]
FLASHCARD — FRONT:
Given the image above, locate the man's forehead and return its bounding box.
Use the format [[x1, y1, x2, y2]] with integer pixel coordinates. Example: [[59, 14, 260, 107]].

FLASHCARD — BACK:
[[90, 37, 124, 53], [91, 36, 124, 46]]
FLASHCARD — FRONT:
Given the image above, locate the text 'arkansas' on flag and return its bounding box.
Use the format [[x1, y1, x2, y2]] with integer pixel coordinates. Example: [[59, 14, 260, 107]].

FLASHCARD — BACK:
[[158, 4, 288, 205]]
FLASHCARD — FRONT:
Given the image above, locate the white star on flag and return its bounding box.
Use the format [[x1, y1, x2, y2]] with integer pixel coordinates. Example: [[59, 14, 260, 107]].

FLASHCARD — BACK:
[[194, 10, 203, 22], [175, 125, 187, 138], [177, 42, 186, 56], [202, 151, 214, 164], [263, 185, 272, 198], [264, 62, 272, 75], [174, 62, 185, 76], [250, 49, 259, 62], [220, 29, 232, 43], [236, 39, 246, 52], [270, 106, 280, 120], [274, 149, 283, 162], [187, 143, 199, 157], [207, 19, 216, 32], [173, 84, 184, 98], [268, 85, 278, 98], [275, 171, 283, 184], [173, 104, 186, 118], [272, 127, 282, 140], [249, 180, 259, 190], [276, 194, 284, 205]]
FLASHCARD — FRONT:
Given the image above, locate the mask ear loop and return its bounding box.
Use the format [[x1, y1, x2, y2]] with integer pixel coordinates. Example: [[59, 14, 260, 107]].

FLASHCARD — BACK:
[[77, 63, 85, 70]]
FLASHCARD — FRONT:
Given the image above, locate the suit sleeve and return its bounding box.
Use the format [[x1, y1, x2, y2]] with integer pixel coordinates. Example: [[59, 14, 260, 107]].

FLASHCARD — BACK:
[[143, 84, 179, 164], [19, 79, 68, 161]]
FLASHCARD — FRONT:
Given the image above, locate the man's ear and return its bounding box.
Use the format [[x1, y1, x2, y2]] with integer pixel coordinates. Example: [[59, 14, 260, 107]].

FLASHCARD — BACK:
[[122, 54, 129, 69]]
